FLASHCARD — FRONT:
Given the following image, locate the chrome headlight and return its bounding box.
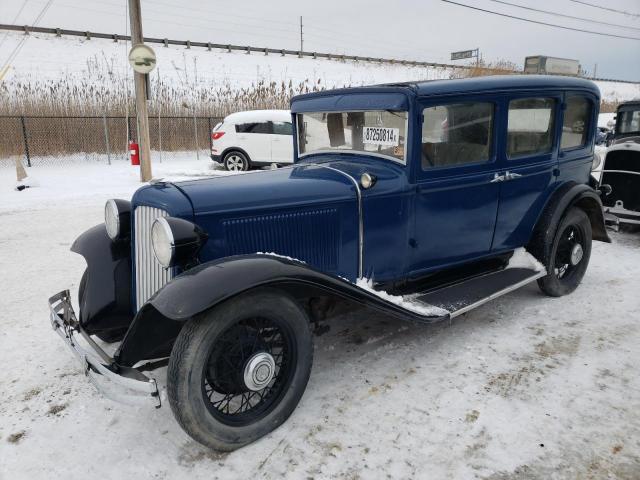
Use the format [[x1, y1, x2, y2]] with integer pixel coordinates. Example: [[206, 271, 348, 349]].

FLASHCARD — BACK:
[[151, 217, 208, 268], [104, 199, 131, 241]]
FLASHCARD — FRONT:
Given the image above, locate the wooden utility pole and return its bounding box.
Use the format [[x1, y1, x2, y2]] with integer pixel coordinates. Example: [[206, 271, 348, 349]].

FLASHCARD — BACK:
[[128, 0, 152, 182], [299, 16, 303, 52]]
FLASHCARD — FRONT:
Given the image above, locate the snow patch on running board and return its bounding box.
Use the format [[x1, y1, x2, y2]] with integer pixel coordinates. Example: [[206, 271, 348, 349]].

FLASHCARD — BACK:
[[507, 247, 546, 272], [356, 278, 449, 317]]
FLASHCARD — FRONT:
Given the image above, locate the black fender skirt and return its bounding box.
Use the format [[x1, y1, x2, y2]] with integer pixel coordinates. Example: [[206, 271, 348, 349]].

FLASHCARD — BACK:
[[115, 255, 448, 367], [71, 224, 134, 336]]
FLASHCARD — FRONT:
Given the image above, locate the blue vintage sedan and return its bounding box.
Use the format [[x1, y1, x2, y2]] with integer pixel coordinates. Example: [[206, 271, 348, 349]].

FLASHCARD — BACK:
[[49, 75, 610, 451]]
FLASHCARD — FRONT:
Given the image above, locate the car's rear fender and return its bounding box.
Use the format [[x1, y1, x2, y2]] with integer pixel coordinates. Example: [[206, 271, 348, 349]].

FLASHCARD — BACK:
[[528, 182, 611, 250]]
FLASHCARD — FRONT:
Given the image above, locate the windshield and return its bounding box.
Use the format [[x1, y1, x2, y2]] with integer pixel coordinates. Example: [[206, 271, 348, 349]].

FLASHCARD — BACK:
[[617, 108, 640, 134], [296, 110, 408, 163]]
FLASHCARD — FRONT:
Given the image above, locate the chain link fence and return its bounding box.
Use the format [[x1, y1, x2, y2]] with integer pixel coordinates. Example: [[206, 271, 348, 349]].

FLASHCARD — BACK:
[[0, 115, 223, 168]]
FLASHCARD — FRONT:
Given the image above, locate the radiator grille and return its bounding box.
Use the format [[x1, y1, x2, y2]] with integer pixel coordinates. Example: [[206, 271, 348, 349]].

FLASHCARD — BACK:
[[222, 208, 340, 271], [134, 206, 175, 310]]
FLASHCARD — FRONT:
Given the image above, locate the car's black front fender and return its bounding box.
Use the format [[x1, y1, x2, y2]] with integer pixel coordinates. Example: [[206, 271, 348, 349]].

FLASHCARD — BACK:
[[71, 224, 134, 337], [115, 254, 448, 367]]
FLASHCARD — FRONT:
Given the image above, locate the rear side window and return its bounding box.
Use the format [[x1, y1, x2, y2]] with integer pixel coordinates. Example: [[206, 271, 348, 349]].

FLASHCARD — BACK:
[[561, 96, 592, 150], [421, 102, 494, 169], [235, 122, 272, 134], [273, 121, 293, 135], [507, 98, 555, 158]]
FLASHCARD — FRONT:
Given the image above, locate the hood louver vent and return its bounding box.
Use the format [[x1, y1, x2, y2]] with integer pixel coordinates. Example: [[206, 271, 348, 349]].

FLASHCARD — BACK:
[[222, 208, 340, 271]]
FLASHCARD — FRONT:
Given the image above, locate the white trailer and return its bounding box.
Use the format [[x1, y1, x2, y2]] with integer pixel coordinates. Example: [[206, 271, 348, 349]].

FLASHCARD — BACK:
[[524, 56, 580, 76]]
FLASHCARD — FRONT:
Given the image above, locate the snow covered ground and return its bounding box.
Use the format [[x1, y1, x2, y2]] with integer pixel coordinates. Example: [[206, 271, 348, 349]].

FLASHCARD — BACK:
[[1, 161, 640, 479], [3, 31, 640, 101]]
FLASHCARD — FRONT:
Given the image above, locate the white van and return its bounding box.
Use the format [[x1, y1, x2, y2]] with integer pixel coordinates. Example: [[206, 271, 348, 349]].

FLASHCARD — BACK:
[[210, 110, 294, 171]]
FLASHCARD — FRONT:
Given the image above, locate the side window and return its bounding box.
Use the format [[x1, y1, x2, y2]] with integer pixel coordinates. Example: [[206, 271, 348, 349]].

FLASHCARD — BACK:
[[561, 96, 592, 150], [273, 121, 293, 135], [421, 102, 494, 169], [507, 98, 555, 158], [617, 109, 640, 134], [235, 122, 273, 134]]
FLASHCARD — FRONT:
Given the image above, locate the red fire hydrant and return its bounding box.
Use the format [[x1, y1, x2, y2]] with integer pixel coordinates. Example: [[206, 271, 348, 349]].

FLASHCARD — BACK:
[[129, 140, 140, 166]]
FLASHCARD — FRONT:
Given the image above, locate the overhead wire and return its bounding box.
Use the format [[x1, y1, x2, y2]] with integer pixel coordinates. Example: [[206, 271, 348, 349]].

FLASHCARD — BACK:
[[441, 0, 640, 40], [1, 0, 54, 77], [567, 0, 640, 18], [0, 0, 31, 50], [484, 0, 640, 31]]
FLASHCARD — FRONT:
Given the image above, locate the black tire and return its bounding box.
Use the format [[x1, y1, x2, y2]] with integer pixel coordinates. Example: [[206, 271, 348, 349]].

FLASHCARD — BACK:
[[535, 207, 592, 297], [223, 151, 250, 172], [167, 289, 313, 451]]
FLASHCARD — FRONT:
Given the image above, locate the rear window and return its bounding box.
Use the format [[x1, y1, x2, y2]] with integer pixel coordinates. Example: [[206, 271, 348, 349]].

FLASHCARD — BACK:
[[235, 122, 272, 134], [561, 96, 592, 150], [507, 98, 555, 158]]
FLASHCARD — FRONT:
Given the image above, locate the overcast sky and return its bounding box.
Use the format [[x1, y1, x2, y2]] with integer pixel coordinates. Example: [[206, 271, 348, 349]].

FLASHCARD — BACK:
[[1, 0, 639, 80]]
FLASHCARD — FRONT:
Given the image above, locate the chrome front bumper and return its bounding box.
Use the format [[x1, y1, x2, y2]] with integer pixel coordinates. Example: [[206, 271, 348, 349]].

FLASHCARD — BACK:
[[48, 290, 161, 408], [604, 201, 640, 229]]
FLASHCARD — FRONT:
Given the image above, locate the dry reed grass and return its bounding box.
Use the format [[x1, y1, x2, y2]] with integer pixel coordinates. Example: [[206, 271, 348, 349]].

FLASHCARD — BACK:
[[0, 55, 327, 117]]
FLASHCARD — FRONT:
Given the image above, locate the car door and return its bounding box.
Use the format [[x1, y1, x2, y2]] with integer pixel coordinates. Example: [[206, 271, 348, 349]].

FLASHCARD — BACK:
[[271, 120, 294, 164], [492, 93, 561, 251], [410, 97, 502, 274], [235, 121, 273, 163]]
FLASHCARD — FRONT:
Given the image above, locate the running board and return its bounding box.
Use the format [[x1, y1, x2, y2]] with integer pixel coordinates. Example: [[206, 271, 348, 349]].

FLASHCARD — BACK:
[[407, 267, 546, 319]]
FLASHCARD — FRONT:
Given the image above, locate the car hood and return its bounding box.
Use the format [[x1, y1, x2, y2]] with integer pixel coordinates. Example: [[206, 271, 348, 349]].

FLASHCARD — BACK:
[[173, 163, 357, 215]]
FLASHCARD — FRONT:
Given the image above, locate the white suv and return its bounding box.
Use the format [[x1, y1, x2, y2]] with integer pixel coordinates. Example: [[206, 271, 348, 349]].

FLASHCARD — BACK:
[[210, 110, 294, 171]]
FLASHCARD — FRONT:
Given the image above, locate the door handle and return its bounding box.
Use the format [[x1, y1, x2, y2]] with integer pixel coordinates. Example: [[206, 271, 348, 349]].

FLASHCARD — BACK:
[[505, 171, 523, 180], [490, 173, 505, 183]]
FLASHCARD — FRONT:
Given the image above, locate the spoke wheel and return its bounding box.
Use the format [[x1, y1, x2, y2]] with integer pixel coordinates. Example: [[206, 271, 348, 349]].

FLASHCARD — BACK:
[[202, 317, 295, 426], [553, 224, 585, 280], [535, 207, 592, 297], [167, 289, 313, 451]]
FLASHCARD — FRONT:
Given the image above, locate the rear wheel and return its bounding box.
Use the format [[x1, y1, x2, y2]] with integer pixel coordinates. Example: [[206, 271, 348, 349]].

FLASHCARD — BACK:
[[223, 151, 249, 172], [536, 207, 592, 297], [167, 289, 313, 451]]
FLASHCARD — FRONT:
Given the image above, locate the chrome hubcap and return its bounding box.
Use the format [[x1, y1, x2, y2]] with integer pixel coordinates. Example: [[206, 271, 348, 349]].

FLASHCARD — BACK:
[[227, 155, 244, 171], [570, 243, 584, 266], [243, 352, 276, 391]]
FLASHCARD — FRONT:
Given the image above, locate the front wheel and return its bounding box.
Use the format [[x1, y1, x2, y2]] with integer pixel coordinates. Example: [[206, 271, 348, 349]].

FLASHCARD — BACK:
[[536, 207, 592, 297], [167, 289, 313, 451]]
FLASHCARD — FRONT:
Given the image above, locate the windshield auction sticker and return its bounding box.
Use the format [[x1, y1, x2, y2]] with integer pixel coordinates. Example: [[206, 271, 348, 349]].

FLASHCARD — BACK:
[[363, 127, 400, 146]]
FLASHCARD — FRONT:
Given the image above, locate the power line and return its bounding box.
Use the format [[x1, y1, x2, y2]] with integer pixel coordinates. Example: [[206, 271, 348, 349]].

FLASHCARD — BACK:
[[441, 0, 640, 40], [0, 0, 31, 50], [567, 0, 640, 18], [1, 0, 53, 77], [485, 0, 640, 31]]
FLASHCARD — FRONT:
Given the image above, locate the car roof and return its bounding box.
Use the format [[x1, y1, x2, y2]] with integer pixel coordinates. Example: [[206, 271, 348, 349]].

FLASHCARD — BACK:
[[224, 109, 291, 124], [292, 75, 600, 104], [617, 99, 640, 109], [388, 75, 600, 96]]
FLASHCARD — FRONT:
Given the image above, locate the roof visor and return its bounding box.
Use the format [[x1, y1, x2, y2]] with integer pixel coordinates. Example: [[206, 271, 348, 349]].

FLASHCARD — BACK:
[[291, 92, 410, 113]]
